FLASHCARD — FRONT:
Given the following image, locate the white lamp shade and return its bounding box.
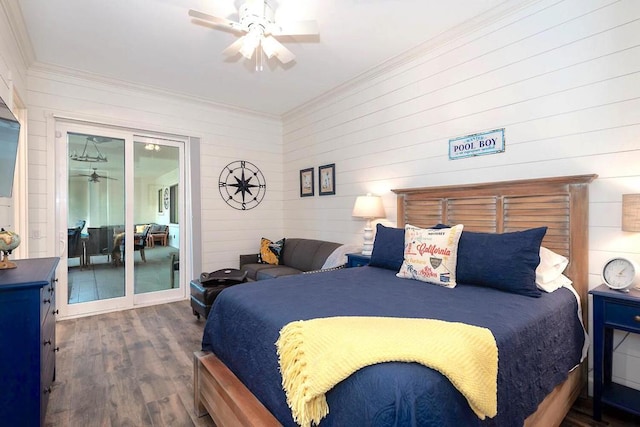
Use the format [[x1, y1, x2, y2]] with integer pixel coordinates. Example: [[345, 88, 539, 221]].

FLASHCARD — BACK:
[[352, 194, 385, 219]]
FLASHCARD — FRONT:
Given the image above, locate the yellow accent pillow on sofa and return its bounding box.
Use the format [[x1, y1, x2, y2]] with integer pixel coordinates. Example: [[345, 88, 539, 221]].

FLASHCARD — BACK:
[[258, 237, 285, 265]]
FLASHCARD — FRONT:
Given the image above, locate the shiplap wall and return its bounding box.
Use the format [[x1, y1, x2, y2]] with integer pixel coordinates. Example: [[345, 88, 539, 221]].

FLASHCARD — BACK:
[[24, 67, 284, 273], [0, 0, 27, 237], [283, 0, 640, 392]]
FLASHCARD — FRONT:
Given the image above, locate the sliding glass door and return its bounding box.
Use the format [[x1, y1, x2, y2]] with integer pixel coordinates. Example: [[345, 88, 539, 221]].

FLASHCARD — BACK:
[[56, 122, 185, 318], [132, 137, 182, 304]]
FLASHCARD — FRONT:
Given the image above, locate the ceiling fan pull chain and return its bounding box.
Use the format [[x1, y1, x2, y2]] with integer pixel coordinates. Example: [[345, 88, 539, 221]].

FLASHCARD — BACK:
[[256, 44, 264, 72]]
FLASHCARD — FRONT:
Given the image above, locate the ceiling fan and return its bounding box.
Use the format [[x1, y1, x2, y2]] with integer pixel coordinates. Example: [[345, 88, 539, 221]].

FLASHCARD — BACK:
[[188, 0, 318, 68], [71, 168, 118, 183]]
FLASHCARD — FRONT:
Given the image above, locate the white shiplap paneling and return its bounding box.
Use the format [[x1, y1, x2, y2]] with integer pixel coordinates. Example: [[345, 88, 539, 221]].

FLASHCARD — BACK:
[[283, 0, 640, 392], [25, 66, 284, 273]]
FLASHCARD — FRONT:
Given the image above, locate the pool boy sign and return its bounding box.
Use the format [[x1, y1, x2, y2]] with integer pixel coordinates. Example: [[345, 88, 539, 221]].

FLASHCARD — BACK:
[[449, 128, 505, 160]]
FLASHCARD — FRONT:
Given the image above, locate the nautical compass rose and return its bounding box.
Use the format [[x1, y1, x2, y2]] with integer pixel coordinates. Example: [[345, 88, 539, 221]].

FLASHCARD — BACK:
[[218, 160, 266, 210]]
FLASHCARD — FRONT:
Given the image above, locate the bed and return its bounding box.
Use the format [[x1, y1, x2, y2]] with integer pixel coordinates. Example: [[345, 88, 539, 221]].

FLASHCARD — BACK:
[[194, 174, 596, 427]]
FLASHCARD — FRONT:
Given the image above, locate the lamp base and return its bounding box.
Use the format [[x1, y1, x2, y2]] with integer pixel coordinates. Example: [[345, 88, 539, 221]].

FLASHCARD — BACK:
[[362, 226, 374, 256], [0, 253, 17, 269]]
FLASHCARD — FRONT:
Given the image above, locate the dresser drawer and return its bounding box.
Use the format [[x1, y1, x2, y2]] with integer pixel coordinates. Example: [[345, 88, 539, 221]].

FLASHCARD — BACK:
[[604, 300, 640, 331], [40, 278, 56, 324]]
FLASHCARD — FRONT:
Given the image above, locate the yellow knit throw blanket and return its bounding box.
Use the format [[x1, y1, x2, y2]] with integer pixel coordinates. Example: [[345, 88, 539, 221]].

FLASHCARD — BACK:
[[276, 316, 498, 427]]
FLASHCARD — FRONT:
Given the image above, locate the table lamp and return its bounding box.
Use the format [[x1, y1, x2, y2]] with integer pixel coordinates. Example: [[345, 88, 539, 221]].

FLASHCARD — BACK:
[[352, 194, 385, 256]]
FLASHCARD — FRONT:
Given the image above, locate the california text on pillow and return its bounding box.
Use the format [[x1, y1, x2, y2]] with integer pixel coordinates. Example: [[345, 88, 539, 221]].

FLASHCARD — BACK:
[[396, 224, 464, 288]]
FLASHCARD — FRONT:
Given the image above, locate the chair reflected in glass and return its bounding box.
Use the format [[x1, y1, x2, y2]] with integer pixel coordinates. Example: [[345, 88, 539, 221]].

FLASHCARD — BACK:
[[111, 225, 151, 266], [67, 220, 86, 266], [147, 224, 169, 248]]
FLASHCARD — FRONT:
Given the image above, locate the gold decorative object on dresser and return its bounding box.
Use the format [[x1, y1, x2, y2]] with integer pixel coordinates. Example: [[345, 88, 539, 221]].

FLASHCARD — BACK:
[[0, 257, 60, 426]]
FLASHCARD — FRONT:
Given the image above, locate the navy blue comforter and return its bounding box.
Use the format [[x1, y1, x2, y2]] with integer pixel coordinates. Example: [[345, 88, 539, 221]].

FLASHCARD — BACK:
[[202, 266, 585, 427]]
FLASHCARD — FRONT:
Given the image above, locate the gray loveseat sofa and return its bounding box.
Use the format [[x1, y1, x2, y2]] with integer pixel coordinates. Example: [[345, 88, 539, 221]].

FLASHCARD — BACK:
[[240, 238, 343, 281]]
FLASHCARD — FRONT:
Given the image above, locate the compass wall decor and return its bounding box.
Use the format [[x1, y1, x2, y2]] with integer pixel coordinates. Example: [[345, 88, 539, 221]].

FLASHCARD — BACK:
[[218, 160, 266, 210]]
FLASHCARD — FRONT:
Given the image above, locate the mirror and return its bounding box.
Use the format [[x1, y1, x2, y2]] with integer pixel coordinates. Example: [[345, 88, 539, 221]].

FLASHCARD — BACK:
[[0, 96, 20, 197]]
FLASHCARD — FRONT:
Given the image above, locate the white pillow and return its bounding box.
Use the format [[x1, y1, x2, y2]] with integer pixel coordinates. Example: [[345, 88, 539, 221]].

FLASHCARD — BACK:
[[396, 224, 464, 288], [536, 247, 570, 292], [537, 273, 572, 293]]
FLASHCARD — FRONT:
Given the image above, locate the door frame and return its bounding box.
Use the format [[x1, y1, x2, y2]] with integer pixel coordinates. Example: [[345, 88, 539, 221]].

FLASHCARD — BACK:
[[54, 119, 190, 319]]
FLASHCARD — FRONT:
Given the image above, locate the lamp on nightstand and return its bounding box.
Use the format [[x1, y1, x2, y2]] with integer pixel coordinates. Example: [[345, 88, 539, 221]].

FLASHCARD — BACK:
[[352, 193, 385, 256]]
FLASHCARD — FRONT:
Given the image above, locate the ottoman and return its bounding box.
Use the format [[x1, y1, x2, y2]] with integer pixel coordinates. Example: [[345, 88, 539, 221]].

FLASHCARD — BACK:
[[190, 268, 247, 320]]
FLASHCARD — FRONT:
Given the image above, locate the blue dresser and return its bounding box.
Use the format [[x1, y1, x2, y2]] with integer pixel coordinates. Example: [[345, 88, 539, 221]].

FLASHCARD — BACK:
[[0, 257, 59, 426]]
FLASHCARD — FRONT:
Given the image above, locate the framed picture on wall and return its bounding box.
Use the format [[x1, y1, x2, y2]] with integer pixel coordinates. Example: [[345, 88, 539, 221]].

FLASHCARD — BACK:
[[300, 167, 314, 197], [158, 189, 164, 213], [318, 163, 335, 196]]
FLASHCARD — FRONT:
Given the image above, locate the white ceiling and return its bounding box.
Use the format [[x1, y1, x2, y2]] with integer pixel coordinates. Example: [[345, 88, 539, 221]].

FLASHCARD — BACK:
[[15, 0, 519, 116]]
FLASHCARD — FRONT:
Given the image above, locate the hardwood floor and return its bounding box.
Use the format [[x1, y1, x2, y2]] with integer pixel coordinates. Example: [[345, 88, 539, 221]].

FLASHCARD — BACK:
[[561, 395, 640, 427], [45, 300, 215, 427], [45, 299, 640, 427]]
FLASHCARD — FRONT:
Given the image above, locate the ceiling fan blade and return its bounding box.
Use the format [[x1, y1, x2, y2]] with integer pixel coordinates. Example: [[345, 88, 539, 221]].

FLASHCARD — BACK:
[[272, 20, 319, 36], [188, 9, 243, 32], [222, 36, 247, 57], [262, 36, 295, 64]]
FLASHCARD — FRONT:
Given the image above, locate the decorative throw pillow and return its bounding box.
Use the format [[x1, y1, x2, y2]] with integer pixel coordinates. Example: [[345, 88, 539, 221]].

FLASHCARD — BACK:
[[536, 246, 569, 284], [258, 237, 285, 265], [456, 227, 547, 297], [369, 224, 405, 271], [396, 224, 464, 288], [537, 273, 572, 293]]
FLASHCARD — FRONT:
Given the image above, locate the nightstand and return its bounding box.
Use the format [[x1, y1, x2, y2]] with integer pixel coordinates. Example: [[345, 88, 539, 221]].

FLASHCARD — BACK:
[[589, 284, 640, 421], [346, 253, 371, 268]]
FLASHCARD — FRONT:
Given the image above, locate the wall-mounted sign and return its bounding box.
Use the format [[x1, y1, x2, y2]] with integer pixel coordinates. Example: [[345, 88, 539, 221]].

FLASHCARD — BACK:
[[449, 128, 505, 160]]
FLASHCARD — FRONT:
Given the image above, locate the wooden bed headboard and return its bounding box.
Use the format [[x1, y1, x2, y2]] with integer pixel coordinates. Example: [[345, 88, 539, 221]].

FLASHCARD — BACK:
[[392, 174, 597, 314]]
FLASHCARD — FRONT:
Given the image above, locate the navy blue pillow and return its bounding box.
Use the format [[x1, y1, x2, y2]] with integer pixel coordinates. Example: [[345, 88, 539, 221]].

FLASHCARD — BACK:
[[456, 227, 546, 297], [369, 224, 405, 271]]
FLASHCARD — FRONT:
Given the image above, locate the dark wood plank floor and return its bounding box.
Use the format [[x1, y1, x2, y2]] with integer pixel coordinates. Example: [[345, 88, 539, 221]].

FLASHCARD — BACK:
[[45, 299, 640, 426], [561, 394, 640, 427], [45, 300, 215, 427]]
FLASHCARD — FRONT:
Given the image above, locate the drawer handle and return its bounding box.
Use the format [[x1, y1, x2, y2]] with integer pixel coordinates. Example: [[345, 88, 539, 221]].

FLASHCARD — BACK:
[[43, 298, 51, 304], [53, 347, 60, 353], [53, 309, 59, 315], [43, 387, 52, 394], [43, 339, 51, 346]]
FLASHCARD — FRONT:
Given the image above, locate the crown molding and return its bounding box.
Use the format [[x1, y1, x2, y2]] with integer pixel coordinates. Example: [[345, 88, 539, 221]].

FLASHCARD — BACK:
[[0, 0, 36, 69], [283, 0, 542, 120], [28, 61, 282, 121]]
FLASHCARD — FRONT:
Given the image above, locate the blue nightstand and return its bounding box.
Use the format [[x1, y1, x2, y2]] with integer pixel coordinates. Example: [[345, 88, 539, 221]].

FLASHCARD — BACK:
[[589, 284, 640, 421], [346, 253, 371, 268]]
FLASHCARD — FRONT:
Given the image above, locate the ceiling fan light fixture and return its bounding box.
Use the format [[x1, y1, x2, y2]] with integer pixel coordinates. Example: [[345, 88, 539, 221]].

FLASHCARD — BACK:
[[188, 1, 318, 69], [70, 137, 108, 162], [260, 35, 277, 58], [239, 28, 263, 59]]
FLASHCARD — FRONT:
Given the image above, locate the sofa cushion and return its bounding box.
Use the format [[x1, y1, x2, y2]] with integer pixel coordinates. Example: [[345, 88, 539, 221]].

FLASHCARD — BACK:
[[280, 238, 342, 272], [149, 224, 167, 233], [256, 266, 304, 280], [242, 263, 277, 281]]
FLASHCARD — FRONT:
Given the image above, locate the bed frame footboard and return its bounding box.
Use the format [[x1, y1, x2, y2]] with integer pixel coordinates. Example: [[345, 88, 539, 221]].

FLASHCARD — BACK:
[[194, 351, 281, 427]]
